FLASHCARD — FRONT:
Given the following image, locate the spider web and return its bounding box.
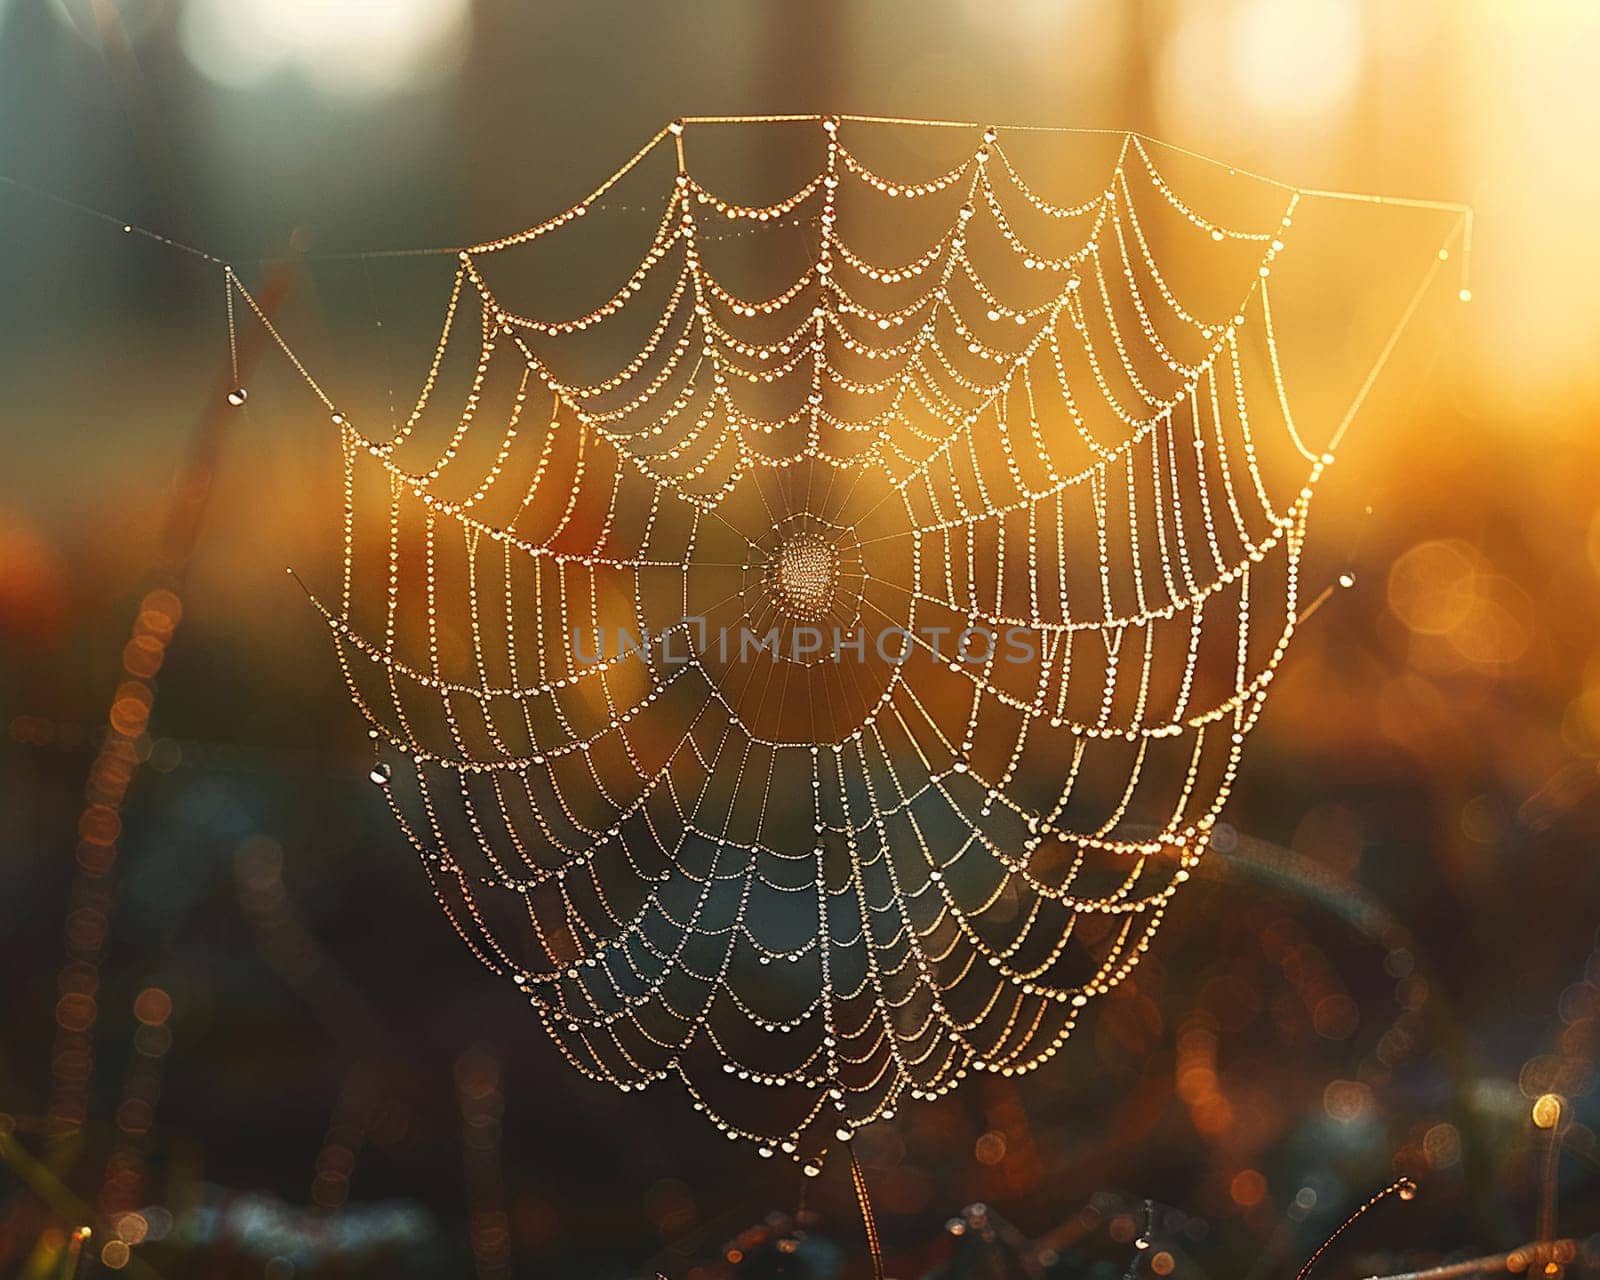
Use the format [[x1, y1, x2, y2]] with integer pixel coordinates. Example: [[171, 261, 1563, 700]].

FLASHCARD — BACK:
[[257, 118, 1460, 1164]]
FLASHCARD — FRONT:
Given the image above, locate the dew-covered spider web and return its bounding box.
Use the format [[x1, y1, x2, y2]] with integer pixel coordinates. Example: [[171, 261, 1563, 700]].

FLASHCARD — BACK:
[[233, 116, 1470, 1167]]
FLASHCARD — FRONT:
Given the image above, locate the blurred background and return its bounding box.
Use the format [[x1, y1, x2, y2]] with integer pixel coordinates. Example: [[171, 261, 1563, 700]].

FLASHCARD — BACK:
[[2, 1, 1599, 1276]]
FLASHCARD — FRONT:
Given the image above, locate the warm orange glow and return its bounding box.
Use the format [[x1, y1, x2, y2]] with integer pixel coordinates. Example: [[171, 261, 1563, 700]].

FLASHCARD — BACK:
[[1230, 1168, 1267, 1207], [1323, 1079, 1374, 1123], [973, 1130, 1007, 1165], [1531, 1093, 1562, 1129], [132, 987, 173, 1026], [114, 1213, 149, 1246]]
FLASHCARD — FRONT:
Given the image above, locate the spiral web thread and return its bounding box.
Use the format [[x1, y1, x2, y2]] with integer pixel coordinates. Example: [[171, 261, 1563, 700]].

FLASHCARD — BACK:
[[231, 117, 1470, 1166]]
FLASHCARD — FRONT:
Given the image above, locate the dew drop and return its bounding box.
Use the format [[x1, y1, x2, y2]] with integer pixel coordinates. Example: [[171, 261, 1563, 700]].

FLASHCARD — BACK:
[[369, 763, 392, 785], [227, 388, 248, 407]]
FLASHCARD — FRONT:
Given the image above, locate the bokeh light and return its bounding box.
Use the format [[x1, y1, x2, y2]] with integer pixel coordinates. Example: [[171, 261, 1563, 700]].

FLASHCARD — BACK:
[[1532, 1093, 1564, 1130], [1227, 0, 1362, 121], [179, 0, 470, 97]]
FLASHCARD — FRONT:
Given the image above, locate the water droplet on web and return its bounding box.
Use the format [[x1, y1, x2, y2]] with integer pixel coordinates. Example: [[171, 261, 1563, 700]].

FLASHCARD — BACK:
[[369, 763, 392, 785]]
